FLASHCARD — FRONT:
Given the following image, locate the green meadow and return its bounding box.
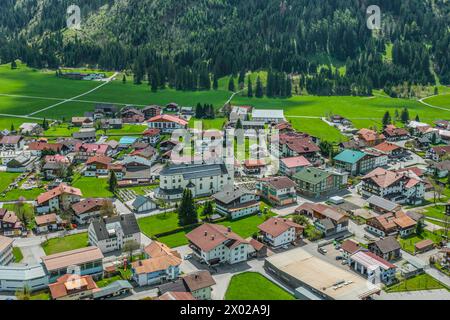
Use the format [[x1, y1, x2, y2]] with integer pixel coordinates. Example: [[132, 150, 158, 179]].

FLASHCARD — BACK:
[[1, 62, 450, 143]]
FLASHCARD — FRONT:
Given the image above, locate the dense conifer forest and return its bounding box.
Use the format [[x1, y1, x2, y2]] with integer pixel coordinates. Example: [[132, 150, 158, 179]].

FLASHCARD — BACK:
[[0, 0, 448, 96]]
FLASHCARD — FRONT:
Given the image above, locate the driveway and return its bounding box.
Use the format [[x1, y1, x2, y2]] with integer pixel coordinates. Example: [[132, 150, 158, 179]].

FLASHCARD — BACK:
[[113, 199, 132, 215]]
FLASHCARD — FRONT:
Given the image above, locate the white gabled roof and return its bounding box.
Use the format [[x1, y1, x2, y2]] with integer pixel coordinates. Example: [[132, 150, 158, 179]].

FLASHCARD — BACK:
[[252, 109, 285, 119], [0, 264, 47, 281]]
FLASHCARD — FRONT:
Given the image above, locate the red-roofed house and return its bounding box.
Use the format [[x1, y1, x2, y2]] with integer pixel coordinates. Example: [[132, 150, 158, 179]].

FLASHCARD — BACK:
[[85, 155, 113, 177], [48, 274, 98, 300], [36, 184, 82, 214], [186, 224, 250, 265], [74, 143, 111, 162], [28, 142, 66, 157], [357, 128, 385, 146], [258, 217, 303, 247], [372, 141, 405, 158], [148, 114, 188, 133], [243, 159, 266, 175], [280, 156, 312, 176]]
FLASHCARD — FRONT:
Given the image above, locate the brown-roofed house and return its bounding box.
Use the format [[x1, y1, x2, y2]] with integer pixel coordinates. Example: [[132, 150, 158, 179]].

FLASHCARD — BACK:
[[35, 213, 62, 234], [415, 239, 434, 253], [357, 128, 385, 146], [256, 176, 297, 207], [186, 224, 250, 265], [366, 211, 416, 238], [71, 198, 111, 225], [258, 217, 304, 247], [49, 274, 98, 300], [36, 183, 82, 214], [0, 235, 14, 265], [42, 246, 104, 282]]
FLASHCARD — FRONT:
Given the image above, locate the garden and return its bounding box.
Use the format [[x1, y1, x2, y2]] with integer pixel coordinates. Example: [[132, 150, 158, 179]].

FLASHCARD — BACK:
[[224, 272, 295, 300]]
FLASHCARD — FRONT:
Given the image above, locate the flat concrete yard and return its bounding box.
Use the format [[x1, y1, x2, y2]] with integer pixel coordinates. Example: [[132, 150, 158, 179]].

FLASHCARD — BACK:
[[266, 247, 381, 300]]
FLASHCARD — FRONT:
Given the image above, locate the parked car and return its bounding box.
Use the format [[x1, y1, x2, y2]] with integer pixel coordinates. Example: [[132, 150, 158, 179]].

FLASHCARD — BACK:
[[318, 247, 327, 255], [335, 256, 343, 260], [184, 254, 193, 260], [282, 245, 289, 250]]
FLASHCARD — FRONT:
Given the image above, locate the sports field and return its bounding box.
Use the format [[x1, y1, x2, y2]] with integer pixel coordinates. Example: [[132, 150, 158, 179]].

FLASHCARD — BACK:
[[1, 62, 450, 143]]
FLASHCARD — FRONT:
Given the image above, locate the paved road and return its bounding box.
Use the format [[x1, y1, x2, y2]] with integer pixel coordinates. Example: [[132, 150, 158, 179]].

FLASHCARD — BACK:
[[375, 288, 450, 300]]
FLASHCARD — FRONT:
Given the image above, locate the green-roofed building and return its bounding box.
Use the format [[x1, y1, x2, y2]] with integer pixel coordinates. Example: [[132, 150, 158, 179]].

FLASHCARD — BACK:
[[334, 149, 376, 176], [292, 167, 348, 198]]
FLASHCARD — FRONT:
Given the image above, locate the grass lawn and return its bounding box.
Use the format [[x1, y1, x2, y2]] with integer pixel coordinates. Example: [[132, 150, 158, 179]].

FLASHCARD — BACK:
[[398, 230, 444, 254], [43, 124, 78, 137], [42, 232, 89, 255], [104, 124, 148, 136], [423, 94, 450, 108], [189, 117, 227, 130], [3, 62, 450, 143], [0, 172, 20, 193], [287, 118, 347, 142], [225, 272, 295, 300], [422, 205, 447, 221], [12, 247, 23, 263], [0, 187, 45, 201], [137, 212, 180, 238], [157, 229, 193, 248], [96, 275, 123, 288], [30, 291, 51, 300], [72, 174, 113, 198], [385, 274, 448, 293], [217, 212, 276, 239], [0, 62, 99, 117]]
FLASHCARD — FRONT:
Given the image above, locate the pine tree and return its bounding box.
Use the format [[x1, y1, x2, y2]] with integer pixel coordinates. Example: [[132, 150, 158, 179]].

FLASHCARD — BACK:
[[122, 74, 126, 84], [195, 103, 204, 119], [400, 108, 410, 124], [238, 70, 245, 89], [202, 201, 214, 221], [228, 77, 235, 92], [255, 76, 263, 98], [236, 118, 243, 129], [10, 123, 15, 132], [178, 189, 197, 226], [109, 171, 118, 192], [212, 74, 218, 90], [382, 111, 392, 127], [415, 114, 420, 122], [151, 71, 158, 92], [247, 78, 253, 97], [431, 132, 437, 145], [11, 60, 17, 69]]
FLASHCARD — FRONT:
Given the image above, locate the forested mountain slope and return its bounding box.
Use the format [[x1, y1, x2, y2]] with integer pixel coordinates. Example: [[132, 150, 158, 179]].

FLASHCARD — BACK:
[[0, 0, 449, 95]]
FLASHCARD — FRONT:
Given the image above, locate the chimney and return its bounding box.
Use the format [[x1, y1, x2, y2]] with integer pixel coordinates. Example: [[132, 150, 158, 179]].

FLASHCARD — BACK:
[[204, 231, 208, 237], [211, 235, 215, 241], [227, 226, 232, 232]]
